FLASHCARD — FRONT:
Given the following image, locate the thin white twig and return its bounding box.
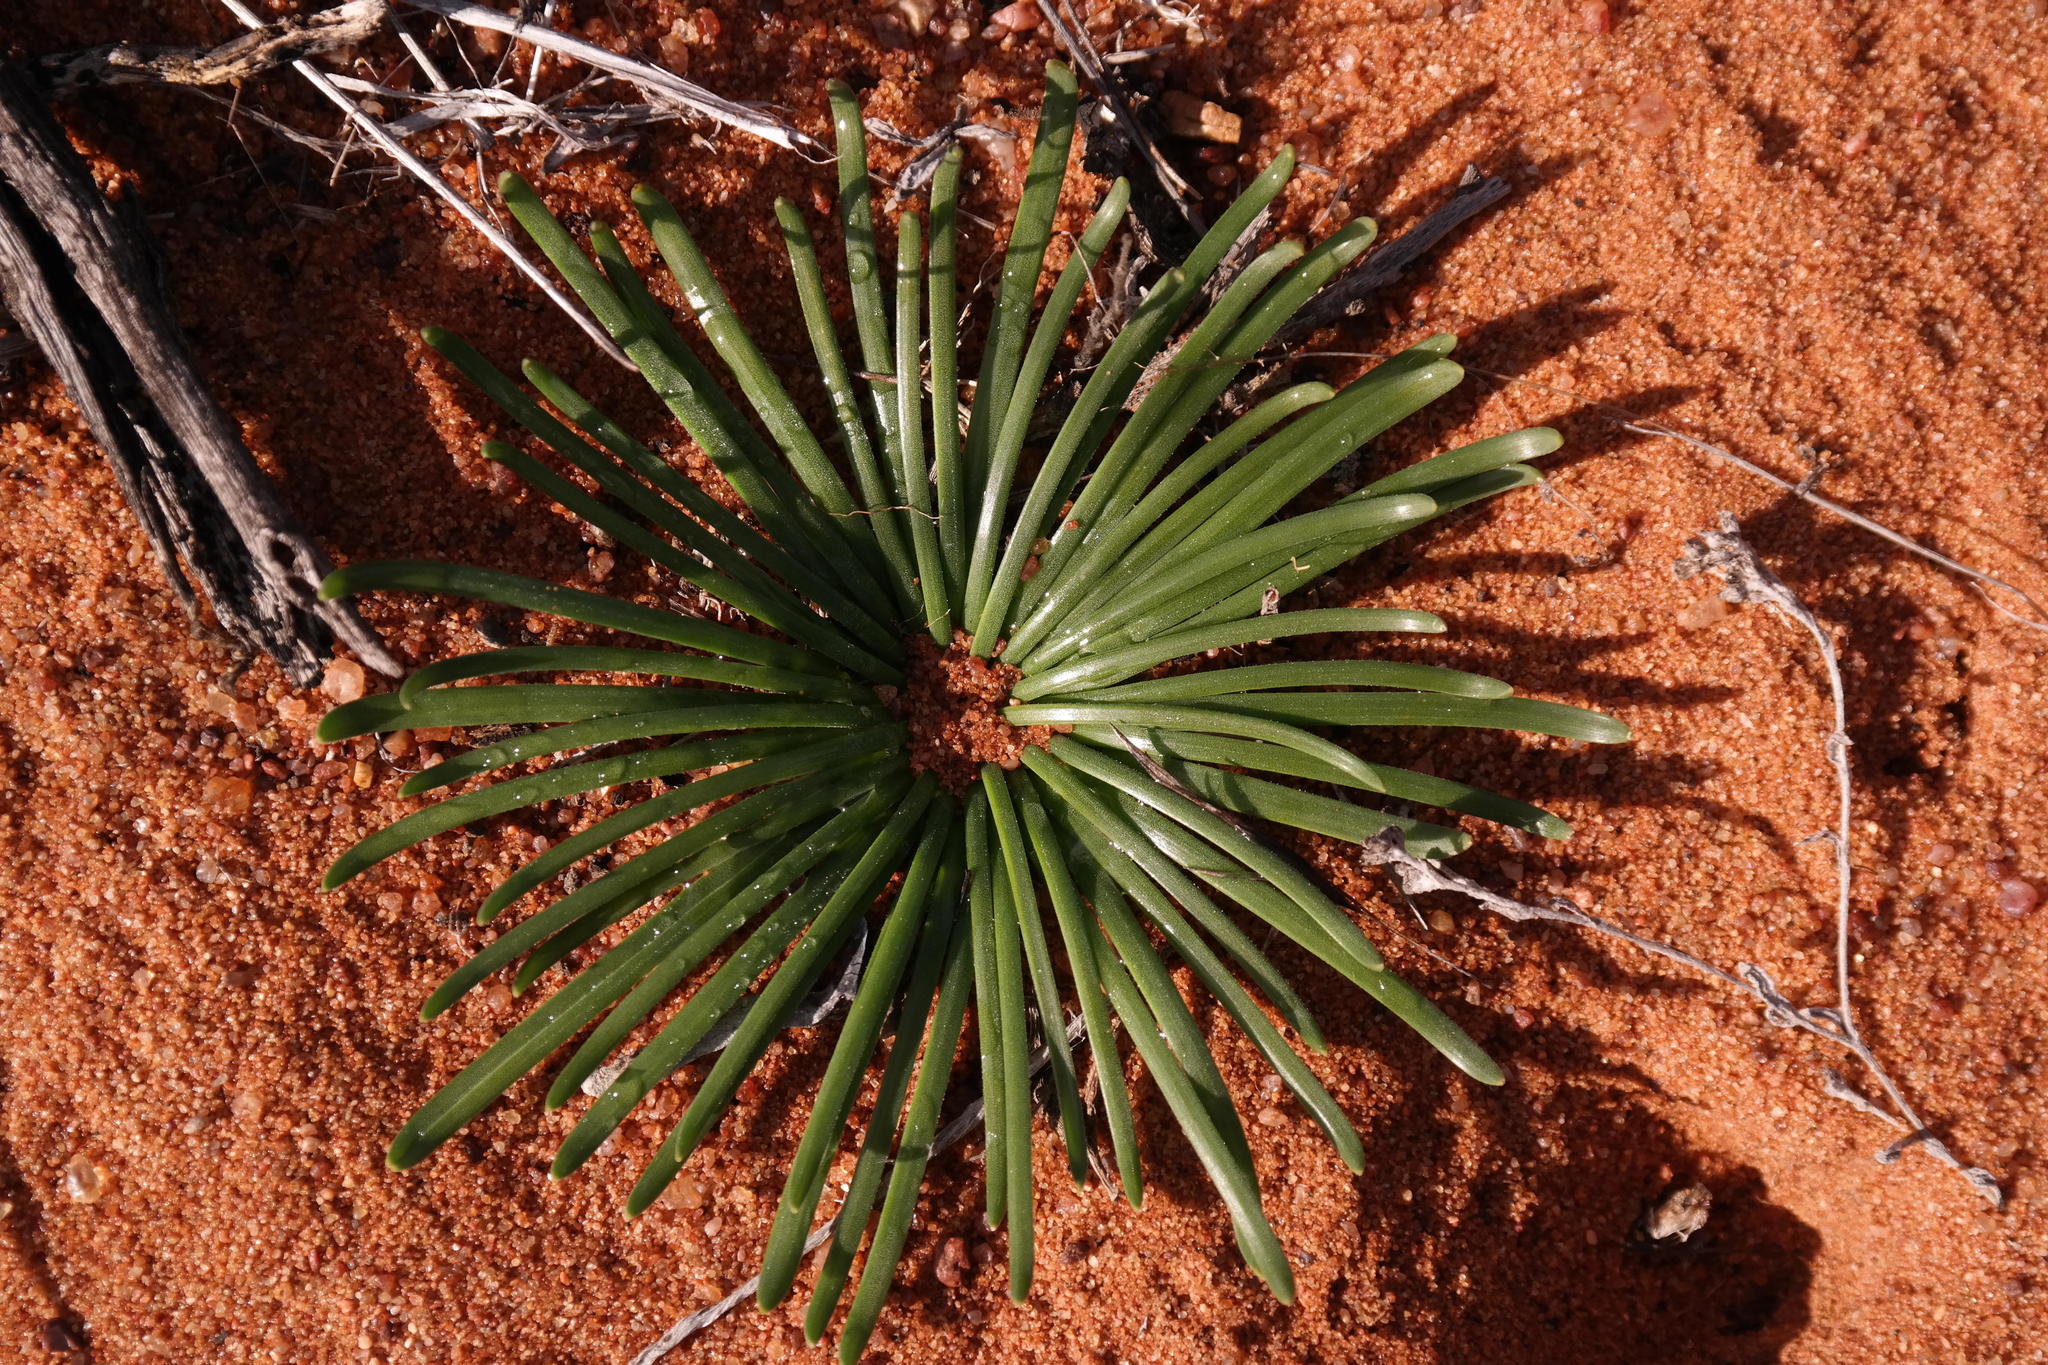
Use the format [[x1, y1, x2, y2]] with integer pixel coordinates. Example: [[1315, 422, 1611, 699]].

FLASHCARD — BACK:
[[1260, 350, 2048, 633], [1359, 511, 2009, 1211], [210, 0, 631, 368], [628, 1015, 1085, 1363], [397, 0, 830, 160]]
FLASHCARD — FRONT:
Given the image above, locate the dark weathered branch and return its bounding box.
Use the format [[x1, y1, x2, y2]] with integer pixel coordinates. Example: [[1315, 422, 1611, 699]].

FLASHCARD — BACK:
[[0, 63, 398, 684], [1036, 0, 1201, 237], [33, 0, 388, 93], [1280, 164, 1510, 343]]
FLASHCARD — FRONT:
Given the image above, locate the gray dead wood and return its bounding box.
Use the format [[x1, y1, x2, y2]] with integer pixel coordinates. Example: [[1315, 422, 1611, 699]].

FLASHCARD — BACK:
[[33, 0, 388, 93], [0, 63, 398, 684]]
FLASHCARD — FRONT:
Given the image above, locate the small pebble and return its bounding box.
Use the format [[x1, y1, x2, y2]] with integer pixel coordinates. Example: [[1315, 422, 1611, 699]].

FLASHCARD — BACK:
[[321, 657, 366, 704], [1623, 88, 1677, 138], [988, 1, 1040, 31], [933, 1234, 969, 1287], [201, 775, 254, 815], [62, 1153, 107, 1205], [1427, 908, 1456, 934], [1677, 594, 1730, 629], [1997, 878, 2038, 917], [1927, 841, 1957, 866], [665, 1172, 707, 1210], [1255, 1106, 1286, 1128]]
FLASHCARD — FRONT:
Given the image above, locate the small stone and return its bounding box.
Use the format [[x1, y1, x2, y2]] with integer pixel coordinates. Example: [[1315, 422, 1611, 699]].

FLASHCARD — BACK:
[[988, 1, 1041, 31], [1622, 88, 1677, 138], [665, 1172, 707, 1210], [1998, 878, 2038, 917], [38, 1318, 86, 1353], [933, 1234, 970, 1287], [1255, 1106, 1286, 1128], [1574, 0, 1612, 32], [321, 657, 366, 704], [62, 1153, 107, 1204], [1638, 1183, 1711, 1242], [194, 855, 226, 885], [275, 695, 311, 724], [1927, 841, 1957, 866], [201, 775, 254, 815], [1677, 594, 1730, 629], [1158, 91, 1243, 143], [1427, 908, 1456, 934]]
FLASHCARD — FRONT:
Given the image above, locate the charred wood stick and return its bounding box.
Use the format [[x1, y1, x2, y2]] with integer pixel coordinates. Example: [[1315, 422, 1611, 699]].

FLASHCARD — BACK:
[[1214, 166, 1510, 414], [1281, 166, 1510, 342], [0, 63, 399, 685], [33, 0, 388, 93]]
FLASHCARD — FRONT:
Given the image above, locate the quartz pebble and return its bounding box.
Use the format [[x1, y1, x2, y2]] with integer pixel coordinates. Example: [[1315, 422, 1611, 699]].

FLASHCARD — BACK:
[[933, 1234, 969, 1287], [988, 2, 1040, 31], [664, 1171, 707, 1210], [1623, 88, 1677, 138], [1997, 878, 2038, 917], [321, 657, 366, 704], [62, 1153, 107, 1204]]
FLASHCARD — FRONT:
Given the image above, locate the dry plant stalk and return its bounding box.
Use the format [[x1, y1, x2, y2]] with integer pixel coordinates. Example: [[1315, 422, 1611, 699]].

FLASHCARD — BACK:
[[1363, 509, 2004, 1208]]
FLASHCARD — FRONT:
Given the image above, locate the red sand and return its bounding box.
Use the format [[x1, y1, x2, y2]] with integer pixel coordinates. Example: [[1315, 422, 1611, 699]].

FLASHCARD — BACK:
[[3, 1, 2045, 1362]]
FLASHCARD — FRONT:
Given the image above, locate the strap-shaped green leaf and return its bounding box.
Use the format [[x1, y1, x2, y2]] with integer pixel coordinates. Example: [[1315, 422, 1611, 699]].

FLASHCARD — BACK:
[[1011, 607, 1444, 700], [1069, 658, 1513, 704], [804, 822, 966, 1341], [757, 804, 955, 1307], [318, 559, 830, 673]]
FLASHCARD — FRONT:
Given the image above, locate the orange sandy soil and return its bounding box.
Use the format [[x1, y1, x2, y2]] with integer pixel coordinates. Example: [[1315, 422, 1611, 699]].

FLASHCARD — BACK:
[[3, 1, 2046, 1361]]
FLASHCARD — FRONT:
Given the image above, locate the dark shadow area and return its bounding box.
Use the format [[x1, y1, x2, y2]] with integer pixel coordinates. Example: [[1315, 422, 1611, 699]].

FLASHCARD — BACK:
[[0, 1061, 87, 1353], [1313, 1008, 1818, 1364]]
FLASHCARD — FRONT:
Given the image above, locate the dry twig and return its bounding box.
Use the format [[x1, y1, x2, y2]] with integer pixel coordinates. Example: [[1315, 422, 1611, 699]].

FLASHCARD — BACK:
[[397, 0, 828, 158], [34, 0, 388, 92], [206, 0, 633, 366], [0, 64, 397, 684], [628, 1014, 1087, 1364], [1358, 512, 2006, 1208], [1034, 0, 1200, 227]]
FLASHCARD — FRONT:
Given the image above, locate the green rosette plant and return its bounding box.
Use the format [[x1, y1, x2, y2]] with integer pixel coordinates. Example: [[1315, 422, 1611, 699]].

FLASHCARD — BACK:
[[317, 62, 1627, 1359]]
